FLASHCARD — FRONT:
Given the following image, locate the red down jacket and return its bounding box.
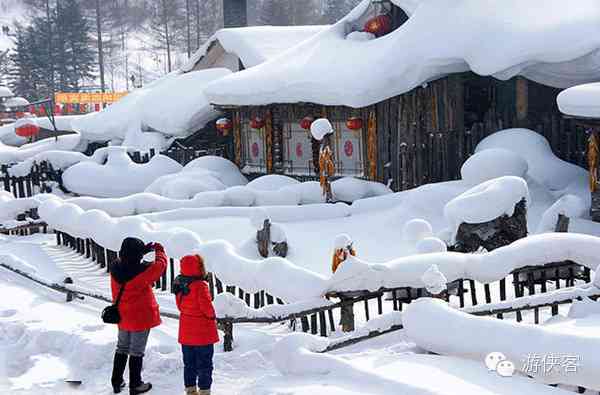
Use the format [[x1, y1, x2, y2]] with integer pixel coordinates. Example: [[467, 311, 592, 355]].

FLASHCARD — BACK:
[[110, 244, 167, 332], [176, 255, 219, 346]]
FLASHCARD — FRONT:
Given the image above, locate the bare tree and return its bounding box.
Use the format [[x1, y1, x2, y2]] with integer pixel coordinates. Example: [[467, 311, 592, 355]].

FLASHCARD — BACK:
[[95, 0, 105, 92]]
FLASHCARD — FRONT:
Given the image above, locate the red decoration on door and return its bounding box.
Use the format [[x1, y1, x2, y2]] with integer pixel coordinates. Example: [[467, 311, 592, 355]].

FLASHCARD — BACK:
[[296, 142, 303, 158], [251, 142, 260, 158], [344, 140, 354, 157]]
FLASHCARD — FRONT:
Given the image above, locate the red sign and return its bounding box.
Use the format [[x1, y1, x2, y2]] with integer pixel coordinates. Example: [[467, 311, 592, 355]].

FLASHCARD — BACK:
[[344, 140, 354, 157], [296, 142, 303, 158], [251, 142, 260, 158]]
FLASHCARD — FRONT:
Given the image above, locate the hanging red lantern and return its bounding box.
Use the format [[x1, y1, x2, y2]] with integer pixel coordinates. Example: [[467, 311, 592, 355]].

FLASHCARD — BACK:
[[300, 116, 314, 130], [346, 117, 363, 130], [364, 14, 392, 37], [250, 116, 265, 129], [216, 117, 232, 135], [15, 122, 40, 138]]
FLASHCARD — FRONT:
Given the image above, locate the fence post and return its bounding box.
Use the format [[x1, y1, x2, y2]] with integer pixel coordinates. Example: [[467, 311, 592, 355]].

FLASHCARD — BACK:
[[339, 294, 355, 332], [222, 321, 233, 352]]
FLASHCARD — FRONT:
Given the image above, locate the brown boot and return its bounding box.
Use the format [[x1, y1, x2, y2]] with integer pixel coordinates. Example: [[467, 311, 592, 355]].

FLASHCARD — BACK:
[[197, 390, 210, 395], [185, 387, 198, 395]]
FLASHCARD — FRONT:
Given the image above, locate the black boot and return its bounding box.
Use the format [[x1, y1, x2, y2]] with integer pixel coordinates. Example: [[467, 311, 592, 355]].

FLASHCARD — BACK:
[[111, 352, 128, 394], [129, 355, 152, 395]]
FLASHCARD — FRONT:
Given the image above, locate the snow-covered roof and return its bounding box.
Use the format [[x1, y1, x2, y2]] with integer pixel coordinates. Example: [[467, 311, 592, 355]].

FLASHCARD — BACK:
[[71, 68, 231, 150], [0, 86, 13, 98], [181, 25, 327, 72], [205, 0, 600, 108], [557, 82, 600, 118]]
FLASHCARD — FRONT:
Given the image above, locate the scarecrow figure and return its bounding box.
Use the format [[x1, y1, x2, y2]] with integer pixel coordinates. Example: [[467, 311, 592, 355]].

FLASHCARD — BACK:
[[331, 234, 357, 332], [311, 118, 335, 203], [588, 130, 599, 192], [332, 233, 356, 274]]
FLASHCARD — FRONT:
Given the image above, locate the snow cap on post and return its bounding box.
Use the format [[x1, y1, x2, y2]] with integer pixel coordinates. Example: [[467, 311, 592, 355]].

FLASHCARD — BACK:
[[250, 207, 270, 229], [310, 118, 333, 141], [421, 264, 448, 295], [334, 233, 352, 250]]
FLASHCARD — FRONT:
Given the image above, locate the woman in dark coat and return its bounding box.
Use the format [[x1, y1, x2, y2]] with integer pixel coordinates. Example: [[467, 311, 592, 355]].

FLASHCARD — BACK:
[[109, 237, 167, 395]]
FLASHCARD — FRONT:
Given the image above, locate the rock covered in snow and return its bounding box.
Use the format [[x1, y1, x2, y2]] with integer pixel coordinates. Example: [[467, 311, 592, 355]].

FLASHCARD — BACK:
[[421, 264, 447, 295], [445, 176, 529, 237], [310, 118, 333, 141], [402, 219, 433, 245], [461, 148, 528, 185], [415, 237, 447, 254]]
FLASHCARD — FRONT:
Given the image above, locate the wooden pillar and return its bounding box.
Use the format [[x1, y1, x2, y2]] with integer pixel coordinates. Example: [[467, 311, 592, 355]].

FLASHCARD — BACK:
[[233, 110, 242, 167], [367, 110, 378, 181], [265, 109, 274, 174], [222, 321, 233, 352], [516, 77, 529, 126]]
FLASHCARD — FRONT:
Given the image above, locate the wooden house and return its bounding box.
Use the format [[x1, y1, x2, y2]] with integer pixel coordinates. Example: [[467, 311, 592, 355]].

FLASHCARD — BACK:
[[205, 0, 596, 189]]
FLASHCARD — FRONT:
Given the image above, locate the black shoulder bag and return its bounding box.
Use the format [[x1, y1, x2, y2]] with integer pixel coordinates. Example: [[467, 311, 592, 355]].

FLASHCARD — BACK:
[[101, 282, 126, 324]]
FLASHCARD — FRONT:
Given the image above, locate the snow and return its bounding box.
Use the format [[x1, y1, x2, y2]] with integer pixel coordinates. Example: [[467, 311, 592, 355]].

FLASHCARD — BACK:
[[182, 25, 327, 72], [205, 0, 600, 108], [402, 219, 433, 245], [0, 115, 85, 147], [403, 298, 600, 390], [444, 176, 529, 238], [71, 69, 231, 150], [421, 264, 447, 294], [310, 118, 334, 140], [475, 129, 588, 199], [0, 86, 13, 97], [247, 174, 299, 191], [536, 194, 587, 233], [415, 237, 447, 254], [558, 82, 600, 118], [461, 149, 529, 185], [334, 234, 352, 249], [182, 155, 249, 187], [62, 147, 182, 198], [4, 97, 29, 107], [0, 134, 84, 165]]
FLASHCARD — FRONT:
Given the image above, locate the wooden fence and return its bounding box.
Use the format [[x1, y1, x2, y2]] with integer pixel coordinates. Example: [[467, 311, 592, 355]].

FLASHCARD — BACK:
[[0, 162, 64, 198]]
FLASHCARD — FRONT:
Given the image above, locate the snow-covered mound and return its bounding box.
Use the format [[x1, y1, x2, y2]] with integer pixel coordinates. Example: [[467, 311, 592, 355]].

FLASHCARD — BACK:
[[247, 174, 300, 191], [558, 82, 600, 118], [444, 176, 529, 235], [72, 69, 231, 150], [461, 148, 528, 185], [536, 194, 587, 233], [403, 298, 600, 390], [0, 134, 85, 165], [145, 156, 247, 199], [206, 0, 600, 108], [475, 129, 587, 195], [62, 147, 182, 198]]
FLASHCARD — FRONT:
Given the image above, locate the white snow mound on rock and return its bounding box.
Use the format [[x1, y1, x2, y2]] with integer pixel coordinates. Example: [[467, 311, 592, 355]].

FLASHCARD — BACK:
[[461, 148, 528, 185]]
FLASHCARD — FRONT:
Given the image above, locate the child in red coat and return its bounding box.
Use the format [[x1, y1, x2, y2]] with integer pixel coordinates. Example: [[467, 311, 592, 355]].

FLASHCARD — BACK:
[[174, 255, 219, 395]]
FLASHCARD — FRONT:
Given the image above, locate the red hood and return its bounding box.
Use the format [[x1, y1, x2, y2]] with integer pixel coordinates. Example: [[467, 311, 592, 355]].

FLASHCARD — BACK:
[[180, 255, 205, 277]]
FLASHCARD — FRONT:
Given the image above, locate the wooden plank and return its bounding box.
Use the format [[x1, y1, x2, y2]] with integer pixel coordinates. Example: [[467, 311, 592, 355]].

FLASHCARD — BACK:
[[319, 311, 327, 337]]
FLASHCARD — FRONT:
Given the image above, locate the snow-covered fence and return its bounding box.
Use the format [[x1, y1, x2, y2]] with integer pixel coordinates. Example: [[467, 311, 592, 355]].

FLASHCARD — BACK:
[[127, 143, 227, 166], [0, 161, 64, 198]]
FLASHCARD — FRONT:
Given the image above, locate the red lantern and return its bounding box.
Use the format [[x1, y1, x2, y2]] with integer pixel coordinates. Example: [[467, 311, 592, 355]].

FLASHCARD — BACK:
[[300, 116, 314, 130], [364, 14, 392, 37], [216, 117, 232, 135], [346, 117, 363, 130], [94, 103, 101, 112], [250, 116, 265, 129], [15, 122, 40, 138]]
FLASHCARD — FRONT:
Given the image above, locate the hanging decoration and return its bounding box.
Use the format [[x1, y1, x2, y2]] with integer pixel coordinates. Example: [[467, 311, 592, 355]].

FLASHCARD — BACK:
[[346, 117, 363, 131], [363, 14, 392, 37], [15, 122, 40, 138], [54, 104, 62, 114], [300, 116, 314, 130], [250, 116, 265, 130], [94, 103, 101, 112], [216, 117, 232, 135]]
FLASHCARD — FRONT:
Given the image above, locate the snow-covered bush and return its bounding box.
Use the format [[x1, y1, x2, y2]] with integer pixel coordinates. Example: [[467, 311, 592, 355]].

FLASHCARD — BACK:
[[415, 237, 447, 254], [536, 194, 587, 233], [402, 219, 433, 245]]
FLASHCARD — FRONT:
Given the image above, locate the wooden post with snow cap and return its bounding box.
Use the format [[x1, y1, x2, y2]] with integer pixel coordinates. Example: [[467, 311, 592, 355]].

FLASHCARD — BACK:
[[220, 320, 233, 352]]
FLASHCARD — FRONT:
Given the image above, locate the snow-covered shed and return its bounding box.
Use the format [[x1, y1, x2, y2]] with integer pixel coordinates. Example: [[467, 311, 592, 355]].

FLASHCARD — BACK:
[[181, 25, 327, 73], [205, 0, 600, 189]]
